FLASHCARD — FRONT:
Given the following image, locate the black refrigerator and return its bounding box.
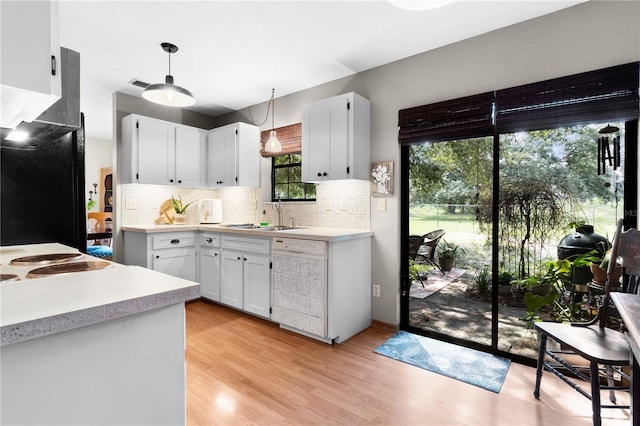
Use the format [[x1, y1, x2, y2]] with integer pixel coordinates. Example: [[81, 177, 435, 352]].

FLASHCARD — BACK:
[[0, 116, 87, 251]]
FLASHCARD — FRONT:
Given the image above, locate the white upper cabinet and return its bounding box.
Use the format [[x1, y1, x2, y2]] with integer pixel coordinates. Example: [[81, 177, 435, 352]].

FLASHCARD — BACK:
[[302, 92, 370, 182], [122, 114, 205, 187], [206, 122, 260, 188], [175, 126, 206, 187], [1, 0, 62, 129]]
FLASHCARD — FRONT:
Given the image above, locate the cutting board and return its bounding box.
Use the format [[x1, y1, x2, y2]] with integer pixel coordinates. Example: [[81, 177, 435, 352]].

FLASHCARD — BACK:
[[154, 199, 175, 224]]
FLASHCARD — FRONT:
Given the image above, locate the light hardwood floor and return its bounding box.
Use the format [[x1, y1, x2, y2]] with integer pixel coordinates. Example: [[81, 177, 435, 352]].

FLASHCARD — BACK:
[[186, 300, 631, 425]]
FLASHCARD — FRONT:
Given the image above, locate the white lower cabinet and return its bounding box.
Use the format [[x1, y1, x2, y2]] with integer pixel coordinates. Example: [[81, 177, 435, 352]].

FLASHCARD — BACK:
[[123, 231, 196, 282], [198, 233, 221, 301], [220, 235, 271, 318]]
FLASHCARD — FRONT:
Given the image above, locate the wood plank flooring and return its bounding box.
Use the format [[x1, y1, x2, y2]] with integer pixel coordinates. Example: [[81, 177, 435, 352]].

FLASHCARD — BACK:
[[186, 300, 631, 425]]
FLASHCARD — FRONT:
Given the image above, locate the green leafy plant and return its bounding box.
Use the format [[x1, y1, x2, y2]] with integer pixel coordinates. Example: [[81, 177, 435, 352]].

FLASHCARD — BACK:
[[475, 266, 491, 298], [437, 240, 464, 260], [87, 199, 96, 211], [172, 195, 195, 214]]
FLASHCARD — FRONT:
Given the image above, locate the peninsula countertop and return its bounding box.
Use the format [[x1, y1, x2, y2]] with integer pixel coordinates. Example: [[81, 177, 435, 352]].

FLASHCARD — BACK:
[[1, 243, 200, 346], [121, 224, 373, 242]]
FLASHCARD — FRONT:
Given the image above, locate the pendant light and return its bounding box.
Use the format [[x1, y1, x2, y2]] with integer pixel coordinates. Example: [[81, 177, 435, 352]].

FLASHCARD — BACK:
[[142, 42, 195, 107], [264, 88, 282, 153]]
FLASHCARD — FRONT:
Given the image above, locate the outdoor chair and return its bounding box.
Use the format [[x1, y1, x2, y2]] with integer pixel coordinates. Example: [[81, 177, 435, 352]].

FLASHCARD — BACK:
[[534, 218, 639, 426], [408, 229, 446, 286]]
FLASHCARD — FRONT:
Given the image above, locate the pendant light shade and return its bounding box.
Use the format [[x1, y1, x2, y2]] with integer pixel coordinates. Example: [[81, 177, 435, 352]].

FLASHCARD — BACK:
[[263, 88, 281, 153], [142, 42, 195, 107]]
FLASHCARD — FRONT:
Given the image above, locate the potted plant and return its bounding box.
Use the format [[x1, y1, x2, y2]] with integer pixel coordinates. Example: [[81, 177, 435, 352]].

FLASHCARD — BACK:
[[437, 240, 463, 272], [172, 195, 195, 224]]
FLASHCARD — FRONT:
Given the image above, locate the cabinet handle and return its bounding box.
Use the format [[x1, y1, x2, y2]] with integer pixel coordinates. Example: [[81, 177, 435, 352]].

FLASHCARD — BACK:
[[206, 238, 213, 243], [317, 172, 322, 177], [170, 239, 180, 244], [237, 256, 241, 260], [178, 180, 182, 184], [51, 55, 57, 76], [322, 172, 328, 177], [169, 179, 174, 183], [155, 255, 160, 259], [214, 253, 218, 257]]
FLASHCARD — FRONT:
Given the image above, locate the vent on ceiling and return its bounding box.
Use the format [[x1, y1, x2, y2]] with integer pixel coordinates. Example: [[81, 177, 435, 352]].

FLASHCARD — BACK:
[[129, 79, 150, 89]]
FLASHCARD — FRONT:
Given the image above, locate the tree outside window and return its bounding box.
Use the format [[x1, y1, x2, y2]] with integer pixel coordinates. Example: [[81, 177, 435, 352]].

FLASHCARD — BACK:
[[272, 153, 316, 201]]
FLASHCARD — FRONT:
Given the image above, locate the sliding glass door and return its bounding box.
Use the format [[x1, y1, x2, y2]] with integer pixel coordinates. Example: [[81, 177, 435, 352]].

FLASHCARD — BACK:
[[402, 121, 634, 362]]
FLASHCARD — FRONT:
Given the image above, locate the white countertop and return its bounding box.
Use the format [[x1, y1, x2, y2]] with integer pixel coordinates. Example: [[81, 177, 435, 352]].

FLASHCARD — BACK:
[[1, 243, 200, 346], [121, 224, 373, 242]]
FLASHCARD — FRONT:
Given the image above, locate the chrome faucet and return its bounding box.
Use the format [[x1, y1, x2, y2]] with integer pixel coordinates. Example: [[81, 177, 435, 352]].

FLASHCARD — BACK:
[[274, 199, 283, 227]]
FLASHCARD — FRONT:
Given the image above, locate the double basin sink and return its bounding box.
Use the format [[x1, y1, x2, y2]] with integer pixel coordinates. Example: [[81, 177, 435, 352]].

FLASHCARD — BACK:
[[224, 224, 306, 233]]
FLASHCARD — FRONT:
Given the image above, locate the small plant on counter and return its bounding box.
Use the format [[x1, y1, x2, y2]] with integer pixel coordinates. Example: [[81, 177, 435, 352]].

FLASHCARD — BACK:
[[172, 195, 195, 214]]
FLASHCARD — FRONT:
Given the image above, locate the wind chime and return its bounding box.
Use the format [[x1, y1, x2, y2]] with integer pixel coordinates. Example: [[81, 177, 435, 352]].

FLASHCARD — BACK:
[[597, 124, 620, 175]]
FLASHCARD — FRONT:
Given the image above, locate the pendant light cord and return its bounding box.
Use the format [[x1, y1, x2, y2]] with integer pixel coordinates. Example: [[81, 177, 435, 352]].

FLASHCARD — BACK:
[[256, 88, 276, 127]]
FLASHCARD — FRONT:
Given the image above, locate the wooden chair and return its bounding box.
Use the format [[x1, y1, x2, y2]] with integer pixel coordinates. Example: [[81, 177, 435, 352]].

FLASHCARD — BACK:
[[408, 229, 446, 286], [87, 212, 113, 260], [534, 219, 639, 426]]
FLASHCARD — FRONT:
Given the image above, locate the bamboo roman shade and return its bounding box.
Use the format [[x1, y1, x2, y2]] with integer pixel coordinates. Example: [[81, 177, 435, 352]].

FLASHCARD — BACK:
[[496, 62, 639, 133], [398, 62, 639, 145], [260, 123, 301, 158], [398, 92, 494, 145]]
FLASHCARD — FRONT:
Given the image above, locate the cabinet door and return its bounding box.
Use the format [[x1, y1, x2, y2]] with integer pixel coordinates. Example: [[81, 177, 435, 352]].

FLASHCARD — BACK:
[[175, 126, 204, 187], [302, 97, 349, 181], [1, 1, 61, 128], [137, 118, 175, 185], [199, 247, 221, 301], [207, 126, 237, 187], [243, 253, 271, 318], [152, 248, 196, 281], [220, 250, 243, 309]]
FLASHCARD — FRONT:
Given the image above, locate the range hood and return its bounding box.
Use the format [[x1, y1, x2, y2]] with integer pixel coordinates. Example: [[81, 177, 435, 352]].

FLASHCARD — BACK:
[[1, 47, 80, 140]]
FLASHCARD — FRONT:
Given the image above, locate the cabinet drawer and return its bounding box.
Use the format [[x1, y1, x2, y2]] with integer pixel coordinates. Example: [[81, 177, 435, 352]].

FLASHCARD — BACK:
[[221, 235, 270, 254], [200, 233, 221, 248], [152, 232, 195, 250]]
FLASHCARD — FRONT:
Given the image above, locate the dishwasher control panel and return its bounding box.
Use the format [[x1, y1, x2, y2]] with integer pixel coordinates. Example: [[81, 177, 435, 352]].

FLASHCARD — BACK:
[[272, 237, 327, 256]]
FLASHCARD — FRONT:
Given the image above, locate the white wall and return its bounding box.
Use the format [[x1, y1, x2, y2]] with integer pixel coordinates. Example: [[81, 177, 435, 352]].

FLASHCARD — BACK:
[[113, 1, 639, 325], [84, 137, 113, 212], [216, 0, 640, 324]]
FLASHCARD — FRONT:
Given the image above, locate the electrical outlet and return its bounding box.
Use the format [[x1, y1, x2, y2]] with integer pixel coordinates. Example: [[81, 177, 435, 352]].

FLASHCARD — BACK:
[[341, 199, 348, 211], [372, 284, 381, 298], [125, 199, 137, 210], [378, 198, 387, 211]]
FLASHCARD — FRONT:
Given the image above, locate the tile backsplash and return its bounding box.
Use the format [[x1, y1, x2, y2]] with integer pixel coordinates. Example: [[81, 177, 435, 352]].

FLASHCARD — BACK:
[[120, 181, 371, 230]]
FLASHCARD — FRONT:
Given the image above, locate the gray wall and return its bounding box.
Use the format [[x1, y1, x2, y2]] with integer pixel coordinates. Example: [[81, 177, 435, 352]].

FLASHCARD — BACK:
[[216, 0, 640, 324]]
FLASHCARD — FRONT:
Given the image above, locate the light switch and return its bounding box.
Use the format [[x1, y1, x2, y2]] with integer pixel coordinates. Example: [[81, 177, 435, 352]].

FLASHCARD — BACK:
[[377, 198, 387, 211], [125, 199, 137, 210]]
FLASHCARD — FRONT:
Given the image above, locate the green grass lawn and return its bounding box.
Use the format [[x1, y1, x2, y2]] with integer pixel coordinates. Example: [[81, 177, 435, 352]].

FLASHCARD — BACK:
[[409, 202, 623, 271]]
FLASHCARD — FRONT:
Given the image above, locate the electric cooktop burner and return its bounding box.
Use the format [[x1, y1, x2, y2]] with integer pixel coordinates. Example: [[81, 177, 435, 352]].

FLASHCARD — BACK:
[[0, 274, 20, 283], [9, 253, 84, 266], [26, 261, 112, 279]]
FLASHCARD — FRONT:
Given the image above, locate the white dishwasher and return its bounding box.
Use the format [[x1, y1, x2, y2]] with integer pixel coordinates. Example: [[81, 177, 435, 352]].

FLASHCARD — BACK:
[[271, 237, 329, 342]]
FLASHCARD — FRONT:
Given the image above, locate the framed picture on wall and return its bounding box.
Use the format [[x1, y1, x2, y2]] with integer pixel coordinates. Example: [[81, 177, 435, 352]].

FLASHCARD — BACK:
[[371, 161, 393, 196]]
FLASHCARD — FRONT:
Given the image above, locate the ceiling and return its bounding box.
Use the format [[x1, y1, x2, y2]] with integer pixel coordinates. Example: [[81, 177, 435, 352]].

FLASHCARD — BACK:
[[58, 0, 585, 141]]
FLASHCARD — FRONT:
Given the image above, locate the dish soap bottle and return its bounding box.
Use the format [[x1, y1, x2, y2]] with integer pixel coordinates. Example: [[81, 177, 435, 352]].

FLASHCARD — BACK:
[[260, 210, 268, 227]]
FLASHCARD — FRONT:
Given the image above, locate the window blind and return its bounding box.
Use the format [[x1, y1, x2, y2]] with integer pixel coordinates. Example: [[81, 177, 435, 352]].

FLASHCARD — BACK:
[[496, 62, 639, 133], [260, 123, 301, 158], [397, 62, 639, 145], [398, 92, 494, 145]]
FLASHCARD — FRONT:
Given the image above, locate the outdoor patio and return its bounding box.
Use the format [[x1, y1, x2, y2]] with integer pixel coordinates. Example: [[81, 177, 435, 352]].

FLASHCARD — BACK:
[[409, 268, 540, 359]]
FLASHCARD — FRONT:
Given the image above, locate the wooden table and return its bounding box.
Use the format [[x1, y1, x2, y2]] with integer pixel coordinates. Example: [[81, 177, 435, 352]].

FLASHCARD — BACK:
[[611, 293, 640, 426]]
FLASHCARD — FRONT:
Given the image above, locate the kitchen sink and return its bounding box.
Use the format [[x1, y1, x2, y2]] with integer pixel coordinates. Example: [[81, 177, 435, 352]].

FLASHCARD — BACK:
[[254, 225, 307, 231]]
